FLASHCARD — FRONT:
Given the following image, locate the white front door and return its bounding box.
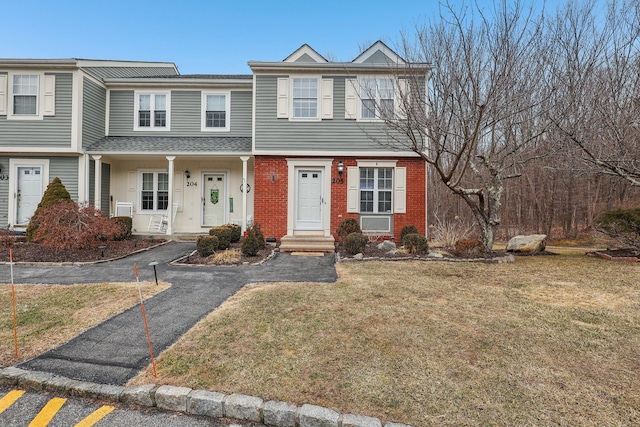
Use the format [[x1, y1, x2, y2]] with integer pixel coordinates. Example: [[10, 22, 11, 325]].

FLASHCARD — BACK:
[[16, 166, 43, 224], [295, 169, 323, 230], [202, 173, 226, 227]]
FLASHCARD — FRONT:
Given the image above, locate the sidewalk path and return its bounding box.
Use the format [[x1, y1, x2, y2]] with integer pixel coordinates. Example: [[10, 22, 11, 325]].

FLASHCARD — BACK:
[[1, 242, 337, 385]]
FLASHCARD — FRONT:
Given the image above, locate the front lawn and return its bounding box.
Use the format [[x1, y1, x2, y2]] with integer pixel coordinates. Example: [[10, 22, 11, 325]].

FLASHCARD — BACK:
[[0, 281, 170, 366], [132, 250, 640, 426]]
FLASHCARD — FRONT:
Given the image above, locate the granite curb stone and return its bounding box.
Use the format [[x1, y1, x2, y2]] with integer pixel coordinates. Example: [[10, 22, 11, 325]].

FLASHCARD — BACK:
[[0, 367, 414, 427]]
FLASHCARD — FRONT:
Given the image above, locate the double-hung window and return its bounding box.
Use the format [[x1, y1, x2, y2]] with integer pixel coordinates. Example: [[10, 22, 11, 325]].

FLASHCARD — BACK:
[[135, 92, 170, 130], [12, 74, 39, 115], [360, 167, 393, 213], [292, 78, 318, 119], [140, 171, 169, 212], [360, 78, 394, 119], [201, 91, 230, 131]]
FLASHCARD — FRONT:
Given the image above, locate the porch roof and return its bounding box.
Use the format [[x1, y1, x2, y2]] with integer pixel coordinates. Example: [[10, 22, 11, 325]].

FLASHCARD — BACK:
[[86, 136, 252, 155]]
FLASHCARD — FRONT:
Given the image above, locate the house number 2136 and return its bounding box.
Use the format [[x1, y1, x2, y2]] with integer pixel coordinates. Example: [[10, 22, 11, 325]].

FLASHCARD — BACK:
[[187, 181, 197, 187]]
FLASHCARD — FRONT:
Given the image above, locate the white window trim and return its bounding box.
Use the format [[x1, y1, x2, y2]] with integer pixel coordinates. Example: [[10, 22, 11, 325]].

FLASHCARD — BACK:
[[137, 169, 170, 213], [347, 160, 406, 214], [289, 75, 322, 122], [5, 72, 55, 121], [201, 90, 231, 132], [356, 76, 396, 123], [133, 91, 171, 131], [359, 167, 394, 214]]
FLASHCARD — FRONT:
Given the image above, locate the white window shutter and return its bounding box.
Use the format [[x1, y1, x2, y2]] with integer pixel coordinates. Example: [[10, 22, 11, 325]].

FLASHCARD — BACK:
[[276, 77, 289, 118], [347, 166, 359, 213], [321, 78, 333, 119], [395, 78, 407, 119], [344, 78, 358, 119], [43, 75, 56, 116], [394, 167, 406, 213], [0, 75, 7, 115]]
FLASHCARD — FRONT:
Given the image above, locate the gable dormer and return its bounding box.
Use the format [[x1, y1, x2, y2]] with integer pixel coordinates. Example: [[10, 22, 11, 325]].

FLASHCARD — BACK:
[[283, 44, 328, 63], [352, 40, 406, 65]]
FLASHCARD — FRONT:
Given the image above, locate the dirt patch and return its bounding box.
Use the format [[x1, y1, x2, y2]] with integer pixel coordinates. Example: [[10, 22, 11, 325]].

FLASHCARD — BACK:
[[0, 238, 165, 263], [174, 240, 277, 265]]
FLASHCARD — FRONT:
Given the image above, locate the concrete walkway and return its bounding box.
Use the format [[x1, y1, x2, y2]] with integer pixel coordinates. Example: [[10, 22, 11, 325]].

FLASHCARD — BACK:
[[1, 242, 337, 385]]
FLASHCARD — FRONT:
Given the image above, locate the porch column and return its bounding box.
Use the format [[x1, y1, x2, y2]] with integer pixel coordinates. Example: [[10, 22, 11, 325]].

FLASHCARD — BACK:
[[166, 156, 176, 235], [241, 156, 249, 233], [92, 155, 102, 211]]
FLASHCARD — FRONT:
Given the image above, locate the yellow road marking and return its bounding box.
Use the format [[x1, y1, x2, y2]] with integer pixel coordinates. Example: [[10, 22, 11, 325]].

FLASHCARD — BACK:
[[0, 389, 25, 415], [75, 405, 115, 427], [28, 397, 67, 427]]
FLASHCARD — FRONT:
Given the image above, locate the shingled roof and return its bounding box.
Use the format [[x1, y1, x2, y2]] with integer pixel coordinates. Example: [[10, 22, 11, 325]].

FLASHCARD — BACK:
[[86, 136, 252, 155]]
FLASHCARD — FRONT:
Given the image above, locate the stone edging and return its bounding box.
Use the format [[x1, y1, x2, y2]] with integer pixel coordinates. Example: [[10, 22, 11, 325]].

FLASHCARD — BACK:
[[587, 251, 640, 262], [0, 240, 171, 267], [169, 248, 278, 267], [336, 252, 515, 264], [0, 367, 412, 427]]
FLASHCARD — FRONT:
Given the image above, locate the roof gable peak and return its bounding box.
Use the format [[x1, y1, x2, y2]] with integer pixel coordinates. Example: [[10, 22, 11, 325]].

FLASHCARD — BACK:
[[283, 44, 328, 63], [353, 40, 405, 65]]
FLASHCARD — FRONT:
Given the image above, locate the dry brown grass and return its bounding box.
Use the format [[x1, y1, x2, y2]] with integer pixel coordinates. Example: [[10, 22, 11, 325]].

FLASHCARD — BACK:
[[0, 281, 169, 366], [132, 252, 640, 426]]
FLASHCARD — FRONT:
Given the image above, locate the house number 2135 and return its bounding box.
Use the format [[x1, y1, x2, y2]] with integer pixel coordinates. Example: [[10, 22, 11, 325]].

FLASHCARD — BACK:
[[187, 181, 197, 187]]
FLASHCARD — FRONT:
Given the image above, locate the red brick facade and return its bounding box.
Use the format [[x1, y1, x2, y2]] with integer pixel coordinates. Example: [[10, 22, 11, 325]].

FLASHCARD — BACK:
[[254, 156, 426, 242]]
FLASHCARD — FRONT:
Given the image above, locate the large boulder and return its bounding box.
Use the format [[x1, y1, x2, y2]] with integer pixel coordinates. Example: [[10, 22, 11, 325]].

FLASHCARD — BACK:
[[506, 234, 547, 253]]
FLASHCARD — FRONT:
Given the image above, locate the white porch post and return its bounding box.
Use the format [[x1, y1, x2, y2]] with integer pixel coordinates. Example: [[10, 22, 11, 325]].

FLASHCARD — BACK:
[[166, 156, 176, 235], [240, 156, 249, 233], [92, 155, 102, 211]]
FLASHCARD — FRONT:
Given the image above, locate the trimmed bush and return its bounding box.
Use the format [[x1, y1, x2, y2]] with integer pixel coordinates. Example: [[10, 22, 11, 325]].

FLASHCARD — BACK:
[[111, 216, 133, 241], [454, 238, 484, 258], [241, 232, 261, 256], [336, 217, 361, 239], [403, 233, 429, 254], [26, 177, 72, 242], [209, 226, 233, 250], [221, 223, 242, 243], [400, 224, 420, 241], [197, 235, 219, 257], [344, 232, 367, 255]]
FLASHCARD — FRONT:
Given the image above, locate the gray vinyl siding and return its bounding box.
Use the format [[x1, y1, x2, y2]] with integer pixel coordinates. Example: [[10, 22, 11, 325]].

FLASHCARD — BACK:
[[82, 77, 106, 148], [89, 160, 110, 212], [254, 75, 396, 152], [108, 90, 252, 137], [0, 73, 73, 148], [49, 157, 79, 201], [0, 157, 9, 225]]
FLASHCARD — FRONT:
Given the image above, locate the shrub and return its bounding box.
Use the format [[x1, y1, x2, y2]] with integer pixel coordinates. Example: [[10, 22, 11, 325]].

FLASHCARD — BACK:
[[400, 224, 420, 241], [209, 226, 233, 250], [246, 223, 266, 249], [403, 233, 429, 254], [26, 177, 72, 242], [111, 216, 133, 241], [431, 217, 475, 247], [597, 208, 640, 249], [33, 201, 120, 250], [454, 238, 484, 258], [336, 217, 361, 239], [221, 223, 242, 243], [241, 232, 261, 256], [197, 235, 219, 257], [344, 232, 367, 255]]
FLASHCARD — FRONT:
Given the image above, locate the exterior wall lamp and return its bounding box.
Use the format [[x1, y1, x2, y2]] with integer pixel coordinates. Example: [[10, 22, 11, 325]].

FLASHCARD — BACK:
[[337, 161, 344, 178], [185, 170, 191, 179]]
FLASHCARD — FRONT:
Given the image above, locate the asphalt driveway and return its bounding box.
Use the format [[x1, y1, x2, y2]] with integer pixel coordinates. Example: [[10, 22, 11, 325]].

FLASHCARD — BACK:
[[0, 242, 337, 385]]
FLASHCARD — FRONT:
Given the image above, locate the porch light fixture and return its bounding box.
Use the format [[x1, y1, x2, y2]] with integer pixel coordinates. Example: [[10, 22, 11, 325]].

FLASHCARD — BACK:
[[337, 161, 344, 177], [184, 170, 191, 179]]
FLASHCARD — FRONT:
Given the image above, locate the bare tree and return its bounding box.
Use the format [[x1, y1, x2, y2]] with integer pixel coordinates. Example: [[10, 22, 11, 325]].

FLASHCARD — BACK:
[[549, 0, 640, 187], [363, 1, 550, 251]]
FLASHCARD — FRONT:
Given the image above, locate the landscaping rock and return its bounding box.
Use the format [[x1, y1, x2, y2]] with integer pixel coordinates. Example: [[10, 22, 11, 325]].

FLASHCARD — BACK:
[[427, 252, 444, 258], [224, 393, 263, 422], [353, 253, 364, 260], [187, 390, 225, 418], [121, 384, 157, 407], [378, 240, 397, 252], [263, 400, 298, 426], [299, 404, 340, 427], [506, 234, 547, 253], [342, 413, 383, 427], [384, 423, 414, 427], [156, 385, 192, 412]]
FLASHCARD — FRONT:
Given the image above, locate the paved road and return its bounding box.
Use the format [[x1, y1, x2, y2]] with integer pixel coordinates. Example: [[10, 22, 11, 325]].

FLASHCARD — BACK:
[[1, 242, 337, 385], [0, 386, 264, 426]]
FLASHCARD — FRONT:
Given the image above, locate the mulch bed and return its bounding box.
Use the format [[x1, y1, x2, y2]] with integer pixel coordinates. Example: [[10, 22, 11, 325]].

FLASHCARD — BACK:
[[587, 248, 640, 262], [174, 241, 276, 266], [0, 238, 165, 263], [336, 241, 507, 261]]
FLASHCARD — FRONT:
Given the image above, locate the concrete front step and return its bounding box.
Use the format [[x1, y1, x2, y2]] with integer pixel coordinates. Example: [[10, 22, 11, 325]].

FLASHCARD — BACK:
[[280, 235, 335, 253]]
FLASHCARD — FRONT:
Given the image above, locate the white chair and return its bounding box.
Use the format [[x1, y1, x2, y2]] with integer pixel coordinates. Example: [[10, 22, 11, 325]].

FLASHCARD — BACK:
[[114, 201, 133, 218], [147, 203, 178, 232]]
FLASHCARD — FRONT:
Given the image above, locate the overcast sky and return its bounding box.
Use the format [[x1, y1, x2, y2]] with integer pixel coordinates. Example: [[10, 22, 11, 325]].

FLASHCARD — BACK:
[[2, 0, 561, 74]]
